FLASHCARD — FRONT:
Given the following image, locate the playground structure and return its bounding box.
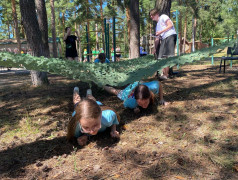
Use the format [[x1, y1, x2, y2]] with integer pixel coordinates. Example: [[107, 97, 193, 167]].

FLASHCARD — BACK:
[[81, 16, 124, 62], [78, 9, 214, 62]]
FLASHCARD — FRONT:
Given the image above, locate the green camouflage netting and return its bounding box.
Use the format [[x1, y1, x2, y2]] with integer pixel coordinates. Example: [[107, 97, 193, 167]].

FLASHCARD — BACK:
[[0, 40, 235, 86]]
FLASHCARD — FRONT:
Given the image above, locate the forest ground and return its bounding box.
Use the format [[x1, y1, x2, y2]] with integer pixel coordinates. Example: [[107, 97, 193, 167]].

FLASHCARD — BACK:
[[0, 63, 238, 180]]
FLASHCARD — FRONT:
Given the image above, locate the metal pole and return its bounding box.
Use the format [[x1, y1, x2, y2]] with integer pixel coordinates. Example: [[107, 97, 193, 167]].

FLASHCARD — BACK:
[[176, 10, 179, 56], [230, 35, 234, 68], [86, 25, 90, 62], [104, 18, 107, 54], [176, 10, 179, 69], [113, 17, 116, 62], [107, 23, 110, 59], [211, 38, 214, 65], [192, 17, 195, 52]]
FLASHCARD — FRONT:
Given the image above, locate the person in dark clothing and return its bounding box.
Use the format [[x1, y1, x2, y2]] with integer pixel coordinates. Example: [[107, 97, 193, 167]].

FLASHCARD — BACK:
[[64, 27, 79, 61]]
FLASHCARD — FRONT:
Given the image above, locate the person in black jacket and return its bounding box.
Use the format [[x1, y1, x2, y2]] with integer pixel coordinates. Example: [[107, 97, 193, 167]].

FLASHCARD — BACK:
[[64, 27, 79, 61]]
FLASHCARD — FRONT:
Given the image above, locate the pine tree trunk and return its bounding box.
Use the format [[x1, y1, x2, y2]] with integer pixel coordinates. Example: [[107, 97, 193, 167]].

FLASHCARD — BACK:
[[129, 0, 140, 59], [11, 0, 21, 53], [19, 0, 49, 86], [78, 25, 82, 61], [183, 14, 187, 54], [50, 0, 57, 58], [62, 12, 65, 38], [125, 7, 130, 57], [178, 0, 183, 53], [155, 0, 171, 16], [7, 21, 11, 39], [192, 17, 195, 52], [20, 22, 25, 39], [199, 23, 202, 42], [35, 0, 50, 57]]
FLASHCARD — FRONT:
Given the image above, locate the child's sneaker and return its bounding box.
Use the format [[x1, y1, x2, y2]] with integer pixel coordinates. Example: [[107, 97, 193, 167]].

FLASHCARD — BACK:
[[159, 75, 168, 80], [73, 87, 81, 105], [86, 89, 92, 96], [74, 87, 79, 95]]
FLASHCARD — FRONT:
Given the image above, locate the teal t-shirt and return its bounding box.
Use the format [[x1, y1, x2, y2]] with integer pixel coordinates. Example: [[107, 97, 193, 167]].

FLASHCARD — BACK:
[[72, 101, 119, 138], [94, 58, 110, 63], [120, 81, 160, 109]]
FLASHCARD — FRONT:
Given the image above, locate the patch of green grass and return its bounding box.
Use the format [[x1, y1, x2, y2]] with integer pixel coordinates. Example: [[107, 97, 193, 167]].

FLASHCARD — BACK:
[[72, 146, 79, 172], [1, 112, 40, 143], [208, 153, 235, 169]]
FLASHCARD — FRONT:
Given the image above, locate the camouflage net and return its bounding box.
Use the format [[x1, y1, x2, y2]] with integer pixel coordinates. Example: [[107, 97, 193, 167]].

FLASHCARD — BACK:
[[0, 40, 235, 87]]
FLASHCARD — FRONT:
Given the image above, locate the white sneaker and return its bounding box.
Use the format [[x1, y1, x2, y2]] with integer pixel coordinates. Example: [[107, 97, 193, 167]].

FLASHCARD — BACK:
[[159, 75, 168, 80], [73, 87, 80, 105], [74, 87, 79, 95], [86, 89, 92, 96]]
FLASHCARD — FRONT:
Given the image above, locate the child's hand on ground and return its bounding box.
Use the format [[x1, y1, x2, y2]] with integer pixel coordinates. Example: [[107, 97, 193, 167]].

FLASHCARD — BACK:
[[134, 107, 140, 114], [159, 99, 169, 106], [77, 135, 88, 146], [110, 130, 120, 138]]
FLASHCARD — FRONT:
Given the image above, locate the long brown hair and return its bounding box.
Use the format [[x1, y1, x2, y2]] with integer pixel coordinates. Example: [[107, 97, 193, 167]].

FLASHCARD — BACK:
[[134, 85, 155, 105], [67, 98, 101, 141], [67, 99, 120, 141], [149, 9, 159, 16]]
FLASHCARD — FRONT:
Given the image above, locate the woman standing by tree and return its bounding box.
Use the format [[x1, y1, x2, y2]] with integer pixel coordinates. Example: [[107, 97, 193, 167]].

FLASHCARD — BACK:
[[64, 27, 79, 61]]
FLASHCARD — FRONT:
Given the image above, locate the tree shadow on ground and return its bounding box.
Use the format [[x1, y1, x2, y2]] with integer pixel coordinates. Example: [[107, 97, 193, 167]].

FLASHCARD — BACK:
[[0, 136, 74, 178], [165, 73, 238, 102]]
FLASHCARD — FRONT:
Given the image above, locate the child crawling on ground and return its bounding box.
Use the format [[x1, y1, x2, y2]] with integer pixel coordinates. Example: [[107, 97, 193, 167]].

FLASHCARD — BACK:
[[104, 80, 168, 114], [67, 87, 120, 146]]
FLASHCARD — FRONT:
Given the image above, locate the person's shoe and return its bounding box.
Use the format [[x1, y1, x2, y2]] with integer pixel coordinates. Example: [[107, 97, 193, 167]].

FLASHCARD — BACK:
[[74, 87, 79, 94], [73, 87, 81, 105], [159, 75, 168, 80], [159, 99, 169, 106], [86, 89, 92, 96]]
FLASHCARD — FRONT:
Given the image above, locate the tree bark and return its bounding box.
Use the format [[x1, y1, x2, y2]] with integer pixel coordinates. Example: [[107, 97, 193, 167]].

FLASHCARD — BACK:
[[62, 12, 65, 39], [11, 0, 21, 53], [19, 0, 49, 86], [50, 0, 58, 58], [100, 0, 105, 51], [199, 23, 203, 42], [125, 6, 131, 56], [183, 13, 187, 54], [155, 0, 171, 16], [78, 25, 82, 61], [35, 0, 50, 57], [129, 0, 140, 59], [178, 0, 183, 53]]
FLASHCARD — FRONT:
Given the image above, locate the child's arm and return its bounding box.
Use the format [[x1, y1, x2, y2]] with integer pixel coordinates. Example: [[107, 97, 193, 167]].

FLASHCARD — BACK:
[[110, 124, 119, 138], [77, 135, 88, 146], [133, 107, 140, 114], [158, 83, 169, 106], [63, 28, 71, 41]]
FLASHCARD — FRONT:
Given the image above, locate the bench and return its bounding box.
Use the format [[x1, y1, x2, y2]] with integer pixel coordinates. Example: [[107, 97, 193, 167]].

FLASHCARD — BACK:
[[219, 44, 238, 73]]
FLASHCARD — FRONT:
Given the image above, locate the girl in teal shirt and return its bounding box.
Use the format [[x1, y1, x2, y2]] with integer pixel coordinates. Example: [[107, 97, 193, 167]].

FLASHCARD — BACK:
[[104, 81, 167, 113], [67, 87, 120, 146]]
